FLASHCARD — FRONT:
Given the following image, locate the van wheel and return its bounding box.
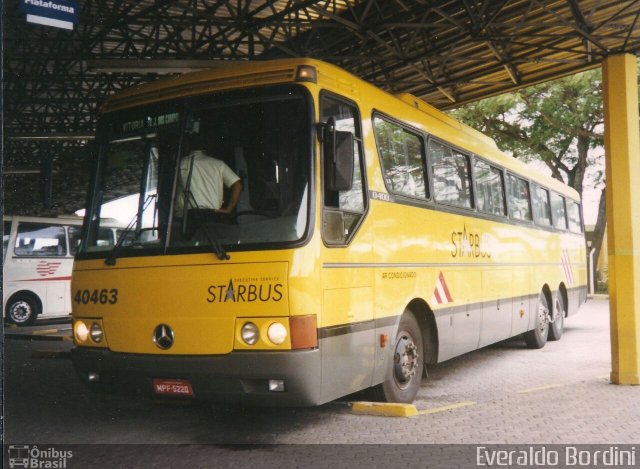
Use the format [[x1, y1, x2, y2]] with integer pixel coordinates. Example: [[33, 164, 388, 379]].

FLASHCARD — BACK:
[[524, 292, 549, 349], [6, 296, 39, 326], [372, 312, 423, 403], [548, 293, 565, 341]]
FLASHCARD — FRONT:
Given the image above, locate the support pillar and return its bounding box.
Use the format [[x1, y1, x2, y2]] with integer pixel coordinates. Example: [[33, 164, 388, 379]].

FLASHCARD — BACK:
[[602, 53, 640, 385]]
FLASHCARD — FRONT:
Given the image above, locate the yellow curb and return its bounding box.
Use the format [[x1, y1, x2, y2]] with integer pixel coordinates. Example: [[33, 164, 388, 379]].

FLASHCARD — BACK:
[[416, 401, 476, 415], [517, 383, 564, 394], [351, 401, 418, 417]]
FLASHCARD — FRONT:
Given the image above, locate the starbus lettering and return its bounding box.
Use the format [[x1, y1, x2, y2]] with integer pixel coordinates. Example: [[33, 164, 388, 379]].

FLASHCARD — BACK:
[[207, 279, 284, 303], [451, 225, 492, 258]]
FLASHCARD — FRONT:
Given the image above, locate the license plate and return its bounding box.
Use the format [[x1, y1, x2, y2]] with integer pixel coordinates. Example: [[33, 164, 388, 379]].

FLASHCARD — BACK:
[[152, 378, 194, 397]]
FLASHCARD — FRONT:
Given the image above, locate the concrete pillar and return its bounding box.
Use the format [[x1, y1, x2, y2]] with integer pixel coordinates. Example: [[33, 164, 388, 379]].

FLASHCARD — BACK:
[[602, 53, 640, 385]]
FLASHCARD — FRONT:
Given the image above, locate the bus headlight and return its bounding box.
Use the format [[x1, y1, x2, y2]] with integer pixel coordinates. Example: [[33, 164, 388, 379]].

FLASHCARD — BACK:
[[267, 322, 287, 345], [74, 320, 89, 343], [241, 322, 259, 345], [90, 322, 104, 343]]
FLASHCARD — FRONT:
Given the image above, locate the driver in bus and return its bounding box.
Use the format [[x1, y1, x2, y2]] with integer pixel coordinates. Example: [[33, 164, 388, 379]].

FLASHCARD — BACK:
[[176, 133, 242, 232]]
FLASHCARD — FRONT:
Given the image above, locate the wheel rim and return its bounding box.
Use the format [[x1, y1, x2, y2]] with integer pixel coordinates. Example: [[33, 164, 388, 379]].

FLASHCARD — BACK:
[[10, 300, 33, 323], [392, 331, 420, 390], [537, 297, 550, 336]]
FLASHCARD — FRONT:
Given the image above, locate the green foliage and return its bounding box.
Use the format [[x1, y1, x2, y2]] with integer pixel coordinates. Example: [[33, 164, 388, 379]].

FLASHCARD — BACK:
[[449, 69, 605, 196], [596, 280, 608, 294]]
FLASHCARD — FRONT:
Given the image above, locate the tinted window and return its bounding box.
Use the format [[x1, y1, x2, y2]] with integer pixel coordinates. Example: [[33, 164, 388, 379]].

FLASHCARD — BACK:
[[430, 140, 473, 209], [14, 223, 67, 257], [507, 174, 532, 221], [474, 159, 505, 216], [567, 200, 582, 233], [551, 192, 567, 230], [532, 185, 552, 226], [373, 117, 427, 199]]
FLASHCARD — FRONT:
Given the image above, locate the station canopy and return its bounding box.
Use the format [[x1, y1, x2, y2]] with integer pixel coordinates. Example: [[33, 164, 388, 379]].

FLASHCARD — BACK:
[[3, 0, 640, 214]]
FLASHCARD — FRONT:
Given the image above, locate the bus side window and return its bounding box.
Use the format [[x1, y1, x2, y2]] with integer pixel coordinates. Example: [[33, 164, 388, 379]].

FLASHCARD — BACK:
[[507, 174, 533, 222], [532, 185, 552, 226], [567, 200, 583, 233], [373, 116, 427, 199], [320, 94, 367, 245], [551, 192, 568, 230], [14, 223, 67, 257], [474, 159, 505, 216], [69, 226, 114, 255], [430, 140, 473, 209]]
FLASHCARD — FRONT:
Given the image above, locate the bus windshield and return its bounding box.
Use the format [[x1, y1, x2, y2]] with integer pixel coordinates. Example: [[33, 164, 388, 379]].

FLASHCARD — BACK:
[[80, 85, 312, 257]]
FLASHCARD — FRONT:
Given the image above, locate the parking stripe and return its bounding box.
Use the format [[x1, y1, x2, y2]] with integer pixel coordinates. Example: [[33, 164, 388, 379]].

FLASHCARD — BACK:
[[416, 401, 476, 415], [517, 383, 564, 394]]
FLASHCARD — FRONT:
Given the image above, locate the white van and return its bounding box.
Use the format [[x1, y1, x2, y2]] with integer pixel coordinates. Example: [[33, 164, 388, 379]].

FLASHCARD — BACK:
[[3, 215, 118, 326]]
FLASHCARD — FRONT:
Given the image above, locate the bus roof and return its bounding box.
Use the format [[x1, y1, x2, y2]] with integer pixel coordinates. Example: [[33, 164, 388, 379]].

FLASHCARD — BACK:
[[101, 58, 580, 202]]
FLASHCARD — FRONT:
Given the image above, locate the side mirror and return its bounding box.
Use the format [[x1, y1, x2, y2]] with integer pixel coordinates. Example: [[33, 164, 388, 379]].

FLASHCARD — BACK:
[[323, 118, 355, 192]]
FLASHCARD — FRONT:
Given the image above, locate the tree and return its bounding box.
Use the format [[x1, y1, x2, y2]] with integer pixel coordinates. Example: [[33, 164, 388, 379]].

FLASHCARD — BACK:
[[449, 68, 607, 275]]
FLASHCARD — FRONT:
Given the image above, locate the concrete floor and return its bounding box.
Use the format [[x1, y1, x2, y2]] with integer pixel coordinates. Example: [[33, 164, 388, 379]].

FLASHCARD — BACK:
[[3, 297, 638, 467]]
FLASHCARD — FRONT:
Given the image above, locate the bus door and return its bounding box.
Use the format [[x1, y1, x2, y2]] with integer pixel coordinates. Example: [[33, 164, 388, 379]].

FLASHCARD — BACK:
[[319, 93, 374, 402]]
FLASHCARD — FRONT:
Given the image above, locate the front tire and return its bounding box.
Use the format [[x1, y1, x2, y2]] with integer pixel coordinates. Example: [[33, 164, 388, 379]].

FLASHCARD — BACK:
[[524, 291, 550, 349], [6, 296, 39, 326], [373, 312, 424, 403], [548, 292, 565, 341]]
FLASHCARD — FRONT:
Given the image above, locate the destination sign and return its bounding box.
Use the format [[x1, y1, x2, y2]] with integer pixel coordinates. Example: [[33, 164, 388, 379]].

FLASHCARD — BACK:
[[21, 0, 79, 30]]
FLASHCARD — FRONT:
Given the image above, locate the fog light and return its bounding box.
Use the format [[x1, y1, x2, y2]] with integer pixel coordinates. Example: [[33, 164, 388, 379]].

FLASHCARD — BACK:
[[90, 322, 103, 343], [74, 321, 89, 343], [241, 322, 259, 345], [268, 379, 286, 392], [88, 372, 100, 382], [267, 322, 287, 345]]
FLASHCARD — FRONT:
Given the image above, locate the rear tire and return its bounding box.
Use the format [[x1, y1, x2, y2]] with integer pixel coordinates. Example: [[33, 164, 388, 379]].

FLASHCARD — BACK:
[[524, 291, 549, 349], [548, 292, 565, 341], [6, 295, 39, 326], [372, 312, 423, 403]]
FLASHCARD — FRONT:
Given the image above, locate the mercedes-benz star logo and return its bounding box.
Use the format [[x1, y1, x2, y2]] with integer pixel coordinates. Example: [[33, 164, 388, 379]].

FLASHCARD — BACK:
[[153, 324, 174, 350]]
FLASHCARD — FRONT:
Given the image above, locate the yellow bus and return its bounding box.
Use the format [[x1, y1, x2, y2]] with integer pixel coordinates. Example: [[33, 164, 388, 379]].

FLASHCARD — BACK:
[[71, 58, 587, 405]]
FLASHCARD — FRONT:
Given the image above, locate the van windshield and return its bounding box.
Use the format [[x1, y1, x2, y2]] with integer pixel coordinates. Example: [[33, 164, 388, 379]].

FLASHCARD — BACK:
[[79, 85, 312, 258]]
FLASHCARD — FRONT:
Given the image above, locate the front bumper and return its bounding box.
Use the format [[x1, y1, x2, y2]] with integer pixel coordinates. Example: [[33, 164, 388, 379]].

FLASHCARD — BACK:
[[71, 346, 322, 406]]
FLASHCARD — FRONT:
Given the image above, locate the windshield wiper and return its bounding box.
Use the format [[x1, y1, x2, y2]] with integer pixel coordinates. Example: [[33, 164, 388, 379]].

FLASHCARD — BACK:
[[180, 200, 230, 261], [193, 220, 230, 261], [105, 194, 156, 266]]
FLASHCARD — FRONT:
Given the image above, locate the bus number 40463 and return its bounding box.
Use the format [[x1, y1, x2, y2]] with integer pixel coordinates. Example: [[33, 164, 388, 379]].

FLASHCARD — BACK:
[[74, 289, 118, 305]]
